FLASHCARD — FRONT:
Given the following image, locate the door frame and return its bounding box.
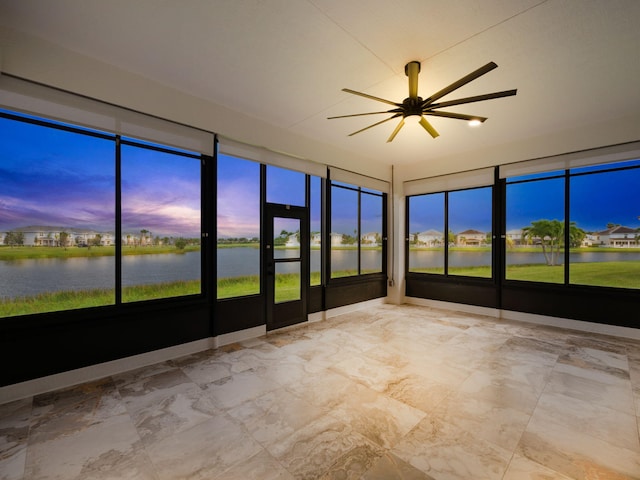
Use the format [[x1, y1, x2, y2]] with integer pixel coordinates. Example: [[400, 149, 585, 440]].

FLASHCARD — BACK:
[[264, 203, 309, 331]]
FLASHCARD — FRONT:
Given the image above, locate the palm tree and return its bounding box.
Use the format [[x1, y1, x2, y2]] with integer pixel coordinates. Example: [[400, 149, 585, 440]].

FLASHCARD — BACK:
[[522, 219, 564, 266]]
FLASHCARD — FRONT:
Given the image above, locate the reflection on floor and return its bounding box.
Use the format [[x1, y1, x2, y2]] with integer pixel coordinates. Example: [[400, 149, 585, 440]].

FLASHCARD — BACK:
[[2, 304, 640, 479]]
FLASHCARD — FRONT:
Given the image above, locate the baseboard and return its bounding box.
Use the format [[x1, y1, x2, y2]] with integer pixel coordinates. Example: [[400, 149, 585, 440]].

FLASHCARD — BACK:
[[404, 296, 640, 340], [500, 309, 640, 340], [325, 297, 387, 319], [215, 325, 266, 348], [404, 297, 500, 319]]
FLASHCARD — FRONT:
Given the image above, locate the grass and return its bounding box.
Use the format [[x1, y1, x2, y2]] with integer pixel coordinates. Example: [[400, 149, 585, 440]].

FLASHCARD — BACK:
[[0, 245, 198, 260], [3, 262, 639, 317], [0, 280, 201, 317], [413, 261, 640, 287]]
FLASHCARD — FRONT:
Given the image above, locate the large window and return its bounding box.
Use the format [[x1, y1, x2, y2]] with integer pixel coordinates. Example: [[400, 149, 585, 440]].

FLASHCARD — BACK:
[[504, 159, 640, 290], [408, 187, 492, 278], [569, 160, 640, 289], [505, 172, 565, 283], [216, 154, 261, 299], [121, 142, 202, 302], [449, 187, 492, 278], [0, 111, 203, 318], [266, 165, 305, 206], [408, 193, 445, 274], [310, 176, 322, 286], [330, 181, 385, 279]]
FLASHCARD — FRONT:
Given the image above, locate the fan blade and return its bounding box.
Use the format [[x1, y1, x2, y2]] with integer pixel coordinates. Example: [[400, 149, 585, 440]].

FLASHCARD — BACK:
[[327, 109, 401, 120], [386, 118, 406, 143], [426, 89, 517, 110], [423, 111, 488, 123], [422, 61, 498, 106], [419, 116, 440, 139], [342, 88, 400, 107], [348, 114, 402, 137], [406, 61, 420, 99]]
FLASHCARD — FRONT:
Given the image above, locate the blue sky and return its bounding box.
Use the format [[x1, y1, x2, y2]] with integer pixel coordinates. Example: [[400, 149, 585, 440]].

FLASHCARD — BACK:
[[0, 116, 201, 237], [2, 113, 638, 240]]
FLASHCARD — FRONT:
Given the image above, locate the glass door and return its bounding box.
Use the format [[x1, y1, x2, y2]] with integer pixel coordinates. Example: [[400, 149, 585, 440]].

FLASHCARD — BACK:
[[264, 205, 308, 330]]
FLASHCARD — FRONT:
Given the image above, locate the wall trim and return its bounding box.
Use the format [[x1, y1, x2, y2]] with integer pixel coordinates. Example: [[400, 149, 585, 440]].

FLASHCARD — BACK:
[[405, 297, 640, 340], [214, 325, 266, 348], [325, 297, 387, 319]]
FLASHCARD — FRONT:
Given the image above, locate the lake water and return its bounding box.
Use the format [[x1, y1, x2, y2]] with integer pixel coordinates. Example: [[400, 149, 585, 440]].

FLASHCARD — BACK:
[[2, 248, 640, 299]]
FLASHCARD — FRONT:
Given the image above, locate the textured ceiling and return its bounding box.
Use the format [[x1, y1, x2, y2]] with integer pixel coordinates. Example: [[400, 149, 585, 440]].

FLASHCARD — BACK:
[[1, 0, 639, 171]]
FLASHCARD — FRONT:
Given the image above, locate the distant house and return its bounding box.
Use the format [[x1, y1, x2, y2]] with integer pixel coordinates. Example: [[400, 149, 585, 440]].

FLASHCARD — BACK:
[[506, 229, 524, 245], [593, 225, 638, 247], [1, 226, 114, 247], [285, 234, 300, 247], [361, 232, 380, 246], [416, 229, 443, 247], [310, 233, 321, 247], [456, 229, 486, 246], [330, 232, 343, 246]]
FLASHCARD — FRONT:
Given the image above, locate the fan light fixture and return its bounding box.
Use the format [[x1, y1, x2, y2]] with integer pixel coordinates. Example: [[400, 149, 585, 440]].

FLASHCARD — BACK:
[[328, 61, 517, 142]]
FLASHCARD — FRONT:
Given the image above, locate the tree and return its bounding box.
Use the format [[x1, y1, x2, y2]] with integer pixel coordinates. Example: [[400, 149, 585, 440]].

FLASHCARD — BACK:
[[4, 231, 24, 247], [89, 234, 102, 248], [140, 229, 149, 246], [568, 223, 586, 248], [174, 238, 187, 250], [522, 219, 564, 266], [59, 231, 70, 249]]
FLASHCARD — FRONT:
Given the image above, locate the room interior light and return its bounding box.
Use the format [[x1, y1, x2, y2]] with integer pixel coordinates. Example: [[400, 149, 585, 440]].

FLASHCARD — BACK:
[[468, 119, 482, 127]]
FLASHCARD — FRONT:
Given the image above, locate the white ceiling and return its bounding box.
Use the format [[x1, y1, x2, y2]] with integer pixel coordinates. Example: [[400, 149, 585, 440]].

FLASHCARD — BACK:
[[1, 0, 639, 174]]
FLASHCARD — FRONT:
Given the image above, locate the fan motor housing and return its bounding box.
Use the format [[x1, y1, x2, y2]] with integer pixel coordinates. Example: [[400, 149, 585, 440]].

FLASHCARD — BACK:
[[402, 97, 424, 117]]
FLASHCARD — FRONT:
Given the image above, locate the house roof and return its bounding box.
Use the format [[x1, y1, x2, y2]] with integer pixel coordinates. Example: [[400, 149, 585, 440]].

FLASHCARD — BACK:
[[457, 229, 485, 235], [596, 225, 638, 235], [418, 229, 443, 236]]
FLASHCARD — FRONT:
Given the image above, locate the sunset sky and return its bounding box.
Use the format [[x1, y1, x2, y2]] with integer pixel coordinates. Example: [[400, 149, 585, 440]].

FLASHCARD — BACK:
[[0, 115, 201, 237], [2, 112, 638, 240]]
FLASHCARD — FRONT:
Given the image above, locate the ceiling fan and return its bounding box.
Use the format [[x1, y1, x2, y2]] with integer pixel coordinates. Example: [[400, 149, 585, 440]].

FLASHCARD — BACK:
[[328, 61, 517, 142]]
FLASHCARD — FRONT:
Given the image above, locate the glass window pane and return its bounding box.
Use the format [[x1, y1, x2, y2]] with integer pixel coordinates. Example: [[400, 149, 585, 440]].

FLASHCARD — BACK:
[[121, 145, 201, 302], [331, 185, 358, 278], [274, 217, 300, 259], [267, 165, 305, 206], [449, 187, 492, 278], [310, 176, 321, 286], [275, 262, 301, 303], [505, 177, 565, 283], [217, 154, 260, 298], [0, 116, 115, 317], [570, 166, 640, 289], [361, 192, 383, 274], [408, 193, 445, 274]]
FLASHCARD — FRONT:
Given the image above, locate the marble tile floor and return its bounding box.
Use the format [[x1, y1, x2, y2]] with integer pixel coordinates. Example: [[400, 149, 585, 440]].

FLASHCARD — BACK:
[[2, 304, 640, 479]]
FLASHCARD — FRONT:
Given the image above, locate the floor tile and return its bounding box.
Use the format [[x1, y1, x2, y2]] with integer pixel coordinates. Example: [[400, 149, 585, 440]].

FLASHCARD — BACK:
[[361, 452, 436, 479], [502, 454, 573, 480], [392, 415, 512, 480], [327, 382, 426, 449], [3, 304, 640, 480], [518, 412, 640, 479]]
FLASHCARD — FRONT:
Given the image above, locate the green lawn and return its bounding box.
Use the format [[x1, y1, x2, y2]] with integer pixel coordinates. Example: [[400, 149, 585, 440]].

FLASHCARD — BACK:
[[3, 261, 639, 318], [0, 245, 198, 260], [0, 280, 201, 317], [411, 260, 640, 288]]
